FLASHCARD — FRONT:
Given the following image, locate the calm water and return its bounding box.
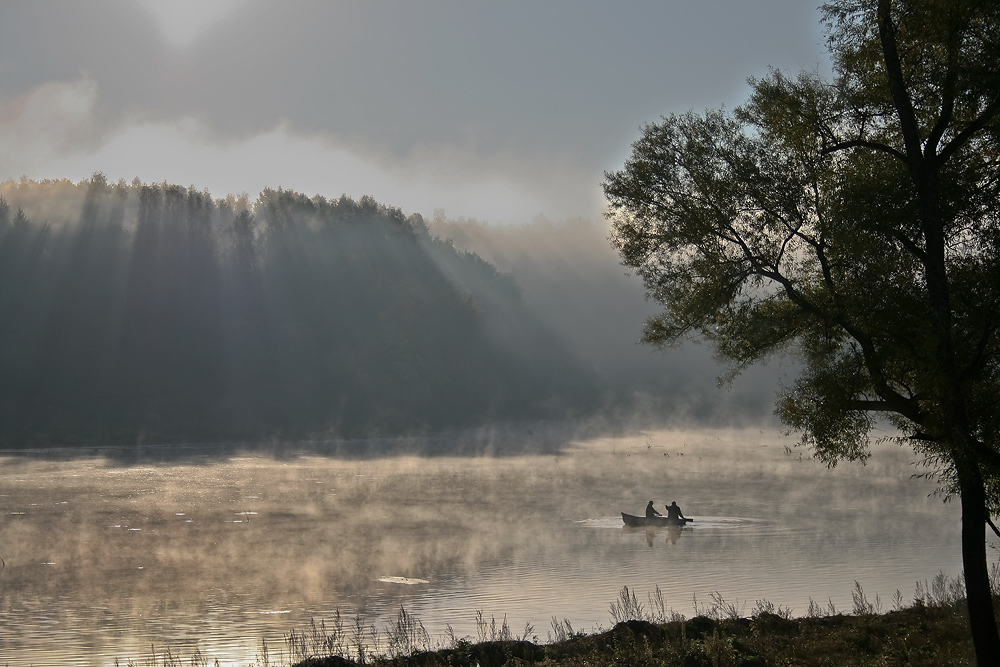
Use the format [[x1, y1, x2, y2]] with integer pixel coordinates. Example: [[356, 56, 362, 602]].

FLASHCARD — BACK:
[[0, 428, 977, 666]]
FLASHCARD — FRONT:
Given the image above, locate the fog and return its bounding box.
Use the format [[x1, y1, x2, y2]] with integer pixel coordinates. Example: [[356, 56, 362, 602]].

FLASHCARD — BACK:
[[428, 214, 789, 425], [0, 177, 784, 450], [0, 428, 962, 665], [0, 2, 826, 449], [0, 177, 593, 447], [0, 5, 964, 666]]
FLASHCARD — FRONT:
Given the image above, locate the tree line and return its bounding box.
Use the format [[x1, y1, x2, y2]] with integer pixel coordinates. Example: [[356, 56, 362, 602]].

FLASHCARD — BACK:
[[0, 176, 593, 446]]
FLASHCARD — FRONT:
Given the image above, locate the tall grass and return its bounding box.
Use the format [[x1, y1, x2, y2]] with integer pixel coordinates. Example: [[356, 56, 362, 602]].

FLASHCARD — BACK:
[[385, 606, 430, 657], [114, 572, 980, 666], [285, 614, 350, 662], [609, 584, 790, 625]]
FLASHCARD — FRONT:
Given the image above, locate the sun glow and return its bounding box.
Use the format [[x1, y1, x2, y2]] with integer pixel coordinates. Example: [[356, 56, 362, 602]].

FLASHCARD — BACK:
[[136, 0, 248, 51]]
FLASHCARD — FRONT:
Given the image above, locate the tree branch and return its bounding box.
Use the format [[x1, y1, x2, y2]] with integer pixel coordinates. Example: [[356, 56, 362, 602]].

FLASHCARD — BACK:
[[845, 399, 902, 411], [822, 138, 907, 161], [987, 515, 1000, 540], [938, 95, 1000, 165], [877, 0, 924, 169], [958, 300, 1000, 385]]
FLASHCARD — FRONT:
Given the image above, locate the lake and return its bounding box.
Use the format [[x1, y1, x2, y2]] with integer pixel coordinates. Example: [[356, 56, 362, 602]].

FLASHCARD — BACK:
[[0, 427, 971, 666]]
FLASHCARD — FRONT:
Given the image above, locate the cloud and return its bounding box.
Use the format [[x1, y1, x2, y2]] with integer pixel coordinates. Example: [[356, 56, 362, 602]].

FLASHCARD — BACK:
[[4, 77, 600, 223], [135, 0, 249, 52], [0, 1, 828, 224], [0, 76, 104, 178]]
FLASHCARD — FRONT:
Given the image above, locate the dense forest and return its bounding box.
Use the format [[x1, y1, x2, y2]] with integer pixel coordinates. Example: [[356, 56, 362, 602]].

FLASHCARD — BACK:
[[0, 176, 595, 446]]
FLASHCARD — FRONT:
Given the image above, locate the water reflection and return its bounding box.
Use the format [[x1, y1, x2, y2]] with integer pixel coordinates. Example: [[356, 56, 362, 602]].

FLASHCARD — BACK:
[[620, 525, 686, 547], [0, 428, 973, 666]]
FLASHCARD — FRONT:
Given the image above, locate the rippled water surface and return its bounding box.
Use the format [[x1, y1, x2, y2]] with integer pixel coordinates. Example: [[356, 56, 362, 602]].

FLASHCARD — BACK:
[[0, 428, 975, 666]]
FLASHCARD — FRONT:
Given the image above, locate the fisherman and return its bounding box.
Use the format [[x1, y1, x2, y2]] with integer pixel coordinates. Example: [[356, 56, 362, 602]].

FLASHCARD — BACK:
[[665, 501, 686, 521], [645, 500, 662, 518]]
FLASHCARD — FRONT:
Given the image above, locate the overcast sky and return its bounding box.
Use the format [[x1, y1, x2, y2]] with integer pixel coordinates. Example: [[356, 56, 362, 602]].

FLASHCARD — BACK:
[[1, 1, 828, 224]]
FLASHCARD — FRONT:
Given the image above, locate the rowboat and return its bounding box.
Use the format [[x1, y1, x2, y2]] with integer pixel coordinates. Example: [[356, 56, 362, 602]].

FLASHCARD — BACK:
[[621, 512, 692, 528]]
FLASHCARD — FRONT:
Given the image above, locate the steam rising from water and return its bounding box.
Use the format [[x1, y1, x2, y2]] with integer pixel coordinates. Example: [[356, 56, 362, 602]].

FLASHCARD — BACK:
[[0, 428, 964, 666]]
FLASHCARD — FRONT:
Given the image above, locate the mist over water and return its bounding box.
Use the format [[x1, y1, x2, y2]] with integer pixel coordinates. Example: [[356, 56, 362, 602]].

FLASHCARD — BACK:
[[0, 178, 971, 666], [1, 4, 961, 665], [0, 428, 967, 666]]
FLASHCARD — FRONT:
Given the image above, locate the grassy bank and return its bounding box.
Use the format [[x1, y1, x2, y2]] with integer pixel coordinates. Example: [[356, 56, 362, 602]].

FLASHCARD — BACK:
[[280, 580, 986, 667], [290, 605, 977, 667], [113, 580, 992, 667]]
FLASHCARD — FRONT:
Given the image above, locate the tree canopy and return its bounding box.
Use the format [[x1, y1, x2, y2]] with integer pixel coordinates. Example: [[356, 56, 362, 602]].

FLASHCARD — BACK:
[[604, 0, 1000, 662]]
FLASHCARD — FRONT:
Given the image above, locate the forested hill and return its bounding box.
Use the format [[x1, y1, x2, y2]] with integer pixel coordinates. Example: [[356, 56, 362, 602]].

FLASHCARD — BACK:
[[0, 176, 594, 446]]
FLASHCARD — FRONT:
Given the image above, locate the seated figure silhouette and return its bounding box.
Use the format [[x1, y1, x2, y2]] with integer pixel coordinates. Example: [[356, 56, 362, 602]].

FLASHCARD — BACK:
[[665, 501, 686, 521], [645, 500, 662, 518]]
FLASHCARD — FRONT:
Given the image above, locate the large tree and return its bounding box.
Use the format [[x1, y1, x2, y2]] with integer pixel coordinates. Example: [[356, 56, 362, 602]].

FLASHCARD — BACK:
[[604, 0, 1000, 662]]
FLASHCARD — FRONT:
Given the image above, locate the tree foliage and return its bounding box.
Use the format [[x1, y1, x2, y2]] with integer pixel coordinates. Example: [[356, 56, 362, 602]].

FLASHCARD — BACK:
[[604, 0, 1000, 662]]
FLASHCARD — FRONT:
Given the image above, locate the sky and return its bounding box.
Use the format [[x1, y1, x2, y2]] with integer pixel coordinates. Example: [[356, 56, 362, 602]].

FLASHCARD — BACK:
[[0, 0, 829, 225]]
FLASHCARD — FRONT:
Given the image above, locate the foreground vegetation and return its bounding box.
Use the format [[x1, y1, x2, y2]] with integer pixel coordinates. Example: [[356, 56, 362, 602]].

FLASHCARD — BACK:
[[286, 588, 982, 667], [114, 579, 995, 667], [291, 608, 974, 667]]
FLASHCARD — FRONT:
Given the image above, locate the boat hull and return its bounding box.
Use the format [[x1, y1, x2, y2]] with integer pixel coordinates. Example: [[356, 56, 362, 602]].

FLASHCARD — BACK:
[[621, 512, 691, 528]]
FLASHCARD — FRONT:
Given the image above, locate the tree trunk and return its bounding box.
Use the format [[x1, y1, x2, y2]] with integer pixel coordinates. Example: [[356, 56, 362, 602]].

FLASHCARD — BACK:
[[957, 460, 1000, 667]]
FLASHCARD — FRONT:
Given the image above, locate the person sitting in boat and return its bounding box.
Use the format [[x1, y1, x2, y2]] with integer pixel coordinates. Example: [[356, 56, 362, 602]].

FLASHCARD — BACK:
[[645, 500, 662, 518], [665, 501, 686, 521]]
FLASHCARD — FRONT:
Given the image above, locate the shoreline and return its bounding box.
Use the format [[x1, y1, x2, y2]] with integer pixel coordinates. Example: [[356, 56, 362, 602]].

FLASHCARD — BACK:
[[290, 601, 981, 666], [101, 578, 991, 666]]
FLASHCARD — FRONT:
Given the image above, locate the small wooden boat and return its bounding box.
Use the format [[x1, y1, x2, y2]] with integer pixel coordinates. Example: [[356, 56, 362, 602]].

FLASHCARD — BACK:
[[621, 512, 692, 528]]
